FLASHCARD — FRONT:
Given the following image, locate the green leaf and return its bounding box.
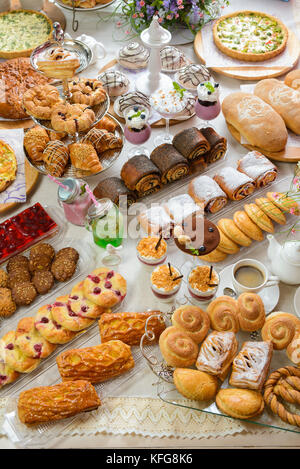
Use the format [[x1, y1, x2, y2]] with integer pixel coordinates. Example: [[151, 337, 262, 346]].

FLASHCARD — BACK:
[[204, 81, 215, 93], [173, 81, 186, 98]]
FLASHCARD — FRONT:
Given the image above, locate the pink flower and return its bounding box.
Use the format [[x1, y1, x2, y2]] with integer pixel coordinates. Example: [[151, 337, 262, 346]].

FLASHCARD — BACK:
[[132, 13, 137, 18], [199, 11, 204, 17], [139, 12, 144, 17], [291, 228, 296, 235], [293, 177, 299, 185], [175, 13, 179, 18], [191, 25, 195, 29], [273, 192, 279, 199], [158, 17, 163, 23], [290, 208, 296, 215], [139, 0, 145, 6], [166, 14, 173, 20], [116, 21, 122, 28], [177, 0, 183, 4], [125, 30, 130, 35], [178, 5, 184, 9]]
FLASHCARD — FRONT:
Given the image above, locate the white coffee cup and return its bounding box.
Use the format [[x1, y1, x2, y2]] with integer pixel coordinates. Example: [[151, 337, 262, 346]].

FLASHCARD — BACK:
[[231, 258, 279, 295]]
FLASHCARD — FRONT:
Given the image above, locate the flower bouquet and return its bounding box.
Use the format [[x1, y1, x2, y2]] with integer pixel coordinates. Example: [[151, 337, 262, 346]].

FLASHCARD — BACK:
[[111, 0, 229, 36]]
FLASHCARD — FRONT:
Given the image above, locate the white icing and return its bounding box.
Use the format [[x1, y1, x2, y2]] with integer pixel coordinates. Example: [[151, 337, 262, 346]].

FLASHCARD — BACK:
[[119, 42, 150, 65], [197, 82, 220, 102], [98, 71, 129, 91], [190, 175, 227, 201], [164, 194, 199, 224], [197, 331, 236, 374]]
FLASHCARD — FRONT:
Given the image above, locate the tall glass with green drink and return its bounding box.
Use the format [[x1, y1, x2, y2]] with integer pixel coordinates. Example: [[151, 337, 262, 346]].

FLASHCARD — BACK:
[[86, 198, 124, 249]]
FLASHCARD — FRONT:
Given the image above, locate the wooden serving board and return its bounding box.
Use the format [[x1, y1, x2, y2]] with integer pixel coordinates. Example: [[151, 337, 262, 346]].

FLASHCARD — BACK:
[[0, 159, 39, 215], [98, 59, 194, 128], [226, 121, 300, 163], [194, 28, 300, 81]]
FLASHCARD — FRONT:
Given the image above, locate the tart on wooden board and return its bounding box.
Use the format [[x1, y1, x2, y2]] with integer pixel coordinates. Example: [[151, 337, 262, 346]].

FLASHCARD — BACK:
[[0, 9, 53, 59], [213, 10, 288, 62]]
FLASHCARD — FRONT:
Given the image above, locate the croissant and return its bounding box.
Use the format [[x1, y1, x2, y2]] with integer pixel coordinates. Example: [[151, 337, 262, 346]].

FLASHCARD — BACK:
[[43, 140, 69, 177], [94, 115, 118, 133], [81, 128, 123, 155], [69, 143, 102, 173], [24, 126, 50, 163]]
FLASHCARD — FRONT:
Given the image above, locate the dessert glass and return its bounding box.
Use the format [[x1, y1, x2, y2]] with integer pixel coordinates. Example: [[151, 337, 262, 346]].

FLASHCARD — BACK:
[[124, 105, 151, 157], [150, 264, 182, 303], [195, 81, 221, 128], [136, 236, 168, 270], [150, 86, 191, 146], [187, 265, 219, 304]]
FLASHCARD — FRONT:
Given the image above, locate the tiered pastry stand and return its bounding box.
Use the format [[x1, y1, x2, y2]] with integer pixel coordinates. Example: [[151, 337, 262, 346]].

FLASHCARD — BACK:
[[24, 23, 124, 179]]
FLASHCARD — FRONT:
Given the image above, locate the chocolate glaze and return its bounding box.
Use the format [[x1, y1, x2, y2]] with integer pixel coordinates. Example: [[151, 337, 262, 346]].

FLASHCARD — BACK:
[[174, 213, 220, 256]]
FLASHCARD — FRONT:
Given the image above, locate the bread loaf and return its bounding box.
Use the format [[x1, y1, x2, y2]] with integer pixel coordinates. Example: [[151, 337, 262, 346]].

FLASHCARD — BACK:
[[254, 79, 300, 135], [222, 92, 288, 152]]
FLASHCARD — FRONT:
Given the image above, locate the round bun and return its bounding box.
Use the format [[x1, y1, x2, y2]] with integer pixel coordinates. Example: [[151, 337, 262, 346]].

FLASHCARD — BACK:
[[207, 296, 240, 333], [216, 388, 264, 419], [159, 326, 198, 368], [173, 368, 218, 401], [237, 292, 266, 332], [261, 312, 300, 350]]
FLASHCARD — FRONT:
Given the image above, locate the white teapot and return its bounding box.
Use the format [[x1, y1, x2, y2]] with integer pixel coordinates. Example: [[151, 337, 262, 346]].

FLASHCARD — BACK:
[[267, 234, 300, 285]]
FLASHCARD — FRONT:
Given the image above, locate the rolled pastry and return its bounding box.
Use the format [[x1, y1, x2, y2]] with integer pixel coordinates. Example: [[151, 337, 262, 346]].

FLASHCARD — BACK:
[[120, 154, 161, 197], [229, 341, 273, 391], [138, 205, 173, 238], [93, 176, 137, 207], [172, 127, 210, 160], [163, 194, 200, 225], [284, 70, 300, 91], [213, 167, 255, 201], [237, 151, 278, 188], [150, 144, 189, 184], [254, 78, 300, 135], [188, 174, 228, 214], [196, 331, 238, 381], [222, 92, 288, 152], [200, 127, 227, 163]]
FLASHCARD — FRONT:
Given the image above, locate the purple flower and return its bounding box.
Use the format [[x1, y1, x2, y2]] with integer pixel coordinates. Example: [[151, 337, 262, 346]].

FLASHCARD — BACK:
[[163, 0, 170, 10]]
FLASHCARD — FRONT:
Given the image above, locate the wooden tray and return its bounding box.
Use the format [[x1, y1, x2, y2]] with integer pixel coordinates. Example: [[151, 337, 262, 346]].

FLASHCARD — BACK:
[[194, 28, 300, 81], [0, 159, 39, 215], [98, 59, 194, 128], [226, 121, 300, 163]]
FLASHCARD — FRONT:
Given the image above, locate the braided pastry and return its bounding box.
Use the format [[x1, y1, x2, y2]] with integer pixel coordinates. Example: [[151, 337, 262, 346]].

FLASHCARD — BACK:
[[264, 366, 300, 427], [69, 78, 107, 106], [261, 312, 300, 350], [207, 296, 240, 333], [274, 377, 300, 405], [237, 292, 266, 332], [171, 305, 210, 344]]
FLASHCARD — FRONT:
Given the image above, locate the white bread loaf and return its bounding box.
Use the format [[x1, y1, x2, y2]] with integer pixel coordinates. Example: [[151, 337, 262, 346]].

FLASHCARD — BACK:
[[222, 92, 288, 152], [254, 78, 300, 135]]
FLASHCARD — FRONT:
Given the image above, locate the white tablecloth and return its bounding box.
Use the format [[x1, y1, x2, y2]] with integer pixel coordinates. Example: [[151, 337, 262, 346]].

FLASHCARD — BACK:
[[0, 0, 300, 448]]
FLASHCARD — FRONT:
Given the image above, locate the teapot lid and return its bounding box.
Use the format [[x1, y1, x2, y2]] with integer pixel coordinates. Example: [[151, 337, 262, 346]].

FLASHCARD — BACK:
[[283, 241, 300, 266]]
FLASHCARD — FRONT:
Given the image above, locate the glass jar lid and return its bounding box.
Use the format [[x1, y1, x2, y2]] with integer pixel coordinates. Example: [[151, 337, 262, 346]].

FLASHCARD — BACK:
[[87, 198, 114, 220], [58, 178, 82, 203]]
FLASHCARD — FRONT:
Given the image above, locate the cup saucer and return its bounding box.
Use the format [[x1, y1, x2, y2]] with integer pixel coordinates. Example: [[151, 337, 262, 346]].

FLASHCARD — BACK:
[[294, 287, 300, 317], [217, 264, 280, 314]]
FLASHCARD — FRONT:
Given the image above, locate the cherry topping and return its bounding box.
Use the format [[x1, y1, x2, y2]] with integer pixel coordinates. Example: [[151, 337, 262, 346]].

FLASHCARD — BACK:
[[81, 306, 88, 313], [88, 275, 100, 284], [54, 302, 64, 307], [6, 343, 14, 350], [105, 281, 112, 289], [115, 290, 121, 296], [93, 287, 101, 295], [26, 336, 30, 340], [0, 375, 7, 384], [106, 271, 114, 279], [53, 321, 62, 330], [70, 295, 79, 300], [40, 317, 49, 324], [33, 344, 42, 358]]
